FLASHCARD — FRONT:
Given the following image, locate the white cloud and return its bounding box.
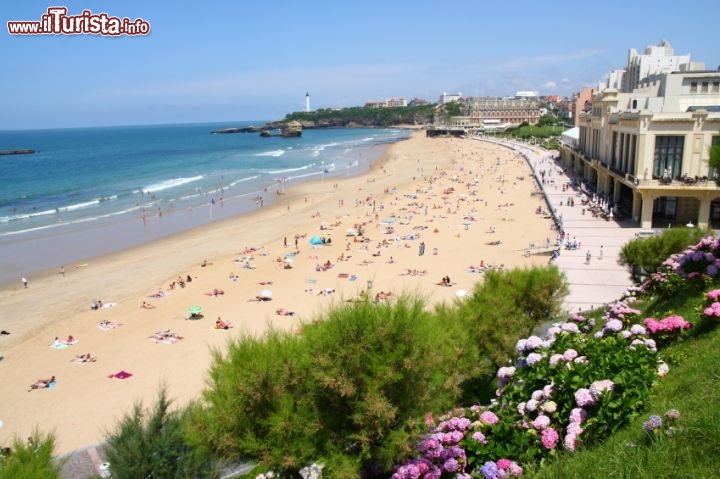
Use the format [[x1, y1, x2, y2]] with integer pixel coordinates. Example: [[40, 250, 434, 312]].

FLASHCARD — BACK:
[[543, 81, 558, 90]]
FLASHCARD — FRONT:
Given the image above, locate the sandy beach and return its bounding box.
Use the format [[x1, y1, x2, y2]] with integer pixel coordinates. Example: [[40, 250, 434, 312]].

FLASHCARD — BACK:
[[0, 132, 556, 454]]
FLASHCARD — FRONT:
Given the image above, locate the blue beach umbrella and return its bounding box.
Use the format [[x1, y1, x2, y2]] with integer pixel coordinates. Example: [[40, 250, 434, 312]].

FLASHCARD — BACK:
[[309, 236, 323, 245]]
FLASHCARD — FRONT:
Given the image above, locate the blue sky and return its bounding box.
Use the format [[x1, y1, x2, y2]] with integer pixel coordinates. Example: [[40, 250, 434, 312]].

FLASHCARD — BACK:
[[2, 0, 719, 130]]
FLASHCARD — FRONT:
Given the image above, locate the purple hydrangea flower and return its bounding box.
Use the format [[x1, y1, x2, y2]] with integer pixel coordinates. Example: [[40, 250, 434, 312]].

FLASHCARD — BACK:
[[574, 388, 595, 407], [533, 414, 551, 430], [526, 352, 544, 366]]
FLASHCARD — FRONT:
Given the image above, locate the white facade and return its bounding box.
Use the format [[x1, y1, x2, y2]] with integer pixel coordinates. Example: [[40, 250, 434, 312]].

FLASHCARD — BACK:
[[561, 66, 720, 229], [439, 92, 462, 104], [622, 40, 693, 93]]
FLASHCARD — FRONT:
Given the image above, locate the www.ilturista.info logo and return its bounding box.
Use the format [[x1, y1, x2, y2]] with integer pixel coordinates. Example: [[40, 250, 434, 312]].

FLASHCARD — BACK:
[[7, 7, 150, 36]]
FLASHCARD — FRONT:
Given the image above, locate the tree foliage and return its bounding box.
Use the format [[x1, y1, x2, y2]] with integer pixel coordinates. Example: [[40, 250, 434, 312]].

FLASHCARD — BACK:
[[0, 431, 60, 479], [284, 105, 435, 127], [103, 387, 217, 479]]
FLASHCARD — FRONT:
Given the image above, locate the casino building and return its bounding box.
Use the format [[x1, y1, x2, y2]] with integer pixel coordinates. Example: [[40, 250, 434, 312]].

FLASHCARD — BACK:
[[559, 41, 720, 228]]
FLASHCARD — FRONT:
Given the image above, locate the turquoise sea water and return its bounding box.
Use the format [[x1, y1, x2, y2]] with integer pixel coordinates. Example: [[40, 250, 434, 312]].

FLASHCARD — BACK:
[[0, 122, 409, 283]]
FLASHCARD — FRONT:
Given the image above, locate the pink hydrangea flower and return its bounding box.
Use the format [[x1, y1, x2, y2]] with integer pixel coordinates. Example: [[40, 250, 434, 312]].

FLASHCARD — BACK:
[[471, 431, 487, 444], [541, 427, 559, 449], [479, 411, 499, 425], [707, 289, 720, 301]]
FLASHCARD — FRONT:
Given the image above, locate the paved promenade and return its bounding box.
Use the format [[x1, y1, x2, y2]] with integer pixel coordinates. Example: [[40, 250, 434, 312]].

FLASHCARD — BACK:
[[478, 138, 638, 313]]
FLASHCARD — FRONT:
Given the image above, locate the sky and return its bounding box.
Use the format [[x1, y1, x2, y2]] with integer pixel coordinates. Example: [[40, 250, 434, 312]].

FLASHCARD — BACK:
[[1, 0, 719, 130]]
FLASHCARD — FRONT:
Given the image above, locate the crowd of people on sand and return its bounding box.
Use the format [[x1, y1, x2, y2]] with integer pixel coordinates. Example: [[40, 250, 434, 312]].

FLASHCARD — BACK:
[[168, 274, 193, 290]]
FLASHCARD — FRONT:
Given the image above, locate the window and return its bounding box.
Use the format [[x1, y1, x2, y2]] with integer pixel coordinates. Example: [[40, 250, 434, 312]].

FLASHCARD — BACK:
[[653, 136, 685, 179], [702, 82, 709, 93], [690, 82, 698, 93], [713, 82, 720, 93]]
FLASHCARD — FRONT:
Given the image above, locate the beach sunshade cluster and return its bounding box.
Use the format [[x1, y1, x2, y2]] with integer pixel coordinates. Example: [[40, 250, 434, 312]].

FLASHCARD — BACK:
[[309, 236, 324, 245]]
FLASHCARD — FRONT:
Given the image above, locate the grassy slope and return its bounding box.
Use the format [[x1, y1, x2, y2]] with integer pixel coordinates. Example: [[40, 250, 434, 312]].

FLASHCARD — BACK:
[[530, 290, 720, 478]]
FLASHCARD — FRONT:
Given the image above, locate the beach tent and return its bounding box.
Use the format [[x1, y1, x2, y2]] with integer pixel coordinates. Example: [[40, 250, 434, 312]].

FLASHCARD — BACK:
[[346, 228, 359, 237], [309, 236, 324, 245], [259, 289, 273, 299]]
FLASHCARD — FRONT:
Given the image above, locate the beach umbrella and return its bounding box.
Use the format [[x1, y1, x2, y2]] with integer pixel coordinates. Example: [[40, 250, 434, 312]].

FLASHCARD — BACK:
[[346, 228, 359, 236], [456, 289, 468, 298], [188, 306, 203, 315], [259, 289, 273, 299], [309, 235, 323, 245]]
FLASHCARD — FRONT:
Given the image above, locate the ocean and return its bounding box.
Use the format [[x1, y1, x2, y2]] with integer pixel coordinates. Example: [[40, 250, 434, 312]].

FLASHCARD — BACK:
[[0, 122, 410, 284]]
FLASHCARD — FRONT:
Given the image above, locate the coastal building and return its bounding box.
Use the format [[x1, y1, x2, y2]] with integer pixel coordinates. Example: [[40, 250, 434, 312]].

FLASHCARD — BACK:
[[439, 92, 462, 104], [559, 42, 720, 229], [447, 96, 541, 129], [621, 40, 692, 93], [569, 87, 595, 127], [385, 97, 408, 107], [515, 91, 539, 100], [364, 97, 408, 108]]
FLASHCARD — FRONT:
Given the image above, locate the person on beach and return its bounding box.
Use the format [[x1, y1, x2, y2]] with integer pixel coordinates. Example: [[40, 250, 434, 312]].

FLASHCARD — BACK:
[[418, 241, 425, 256], [28, 376, 55, 391], [21, 277, 27, 288], [586, 250, 592, 265]]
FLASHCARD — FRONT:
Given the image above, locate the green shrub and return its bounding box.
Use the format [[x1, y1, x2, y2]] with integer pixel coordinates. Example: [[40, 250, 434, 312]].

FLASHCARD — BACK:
[[618, 228, 708, 283], [0, 431, 60, 479], [103, 387, 216, 479], [457, 266, 569, 371], [189, 297, 476, 476], [189, 268, 568, 477]]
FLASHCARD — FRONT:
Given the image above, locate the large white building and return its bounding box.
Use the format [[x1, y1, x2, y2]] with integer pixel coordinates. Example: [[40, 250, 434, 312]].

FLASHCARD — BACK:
[[560, 41, 720, 229], [621, 40, 692, 93]]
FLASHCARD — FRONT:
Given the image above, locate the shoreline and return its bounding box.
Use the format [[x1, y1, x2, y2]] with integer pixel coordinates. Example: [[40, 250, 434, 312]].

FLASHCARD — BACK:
[[0, 134, 399, 287], [0, 132, 556, 455]]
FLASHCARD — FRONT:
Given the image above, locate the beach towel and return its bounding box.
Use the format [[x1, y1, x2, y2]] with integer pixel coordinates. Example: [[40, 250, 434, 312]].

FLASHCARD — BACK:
[[349, 275, 358, 282], [337, 273, 349, 279], [97, 322, 121, 331], [51, 342, 68, 350], [100, 302, 117, 309]]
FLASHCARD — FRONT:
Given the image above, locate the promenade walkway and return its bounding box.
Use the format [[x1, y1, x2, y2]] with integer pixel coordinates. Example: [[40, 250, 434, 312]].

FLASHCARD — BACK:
[[477, 137, 638, 313]]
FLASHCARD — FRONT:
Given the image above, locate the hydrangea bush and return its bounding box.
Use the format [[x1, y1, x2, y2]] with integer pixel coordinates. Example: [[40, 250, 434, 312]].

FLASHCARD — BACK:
[[392, 307, 663, 478], [637, 236, 720, 297]]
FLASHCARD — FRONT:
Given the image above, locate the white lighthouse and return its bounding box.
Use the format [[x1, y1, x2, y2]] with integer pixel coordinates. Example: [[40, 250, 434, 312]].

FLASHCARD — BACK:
[[305, 92, 310, 112]]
